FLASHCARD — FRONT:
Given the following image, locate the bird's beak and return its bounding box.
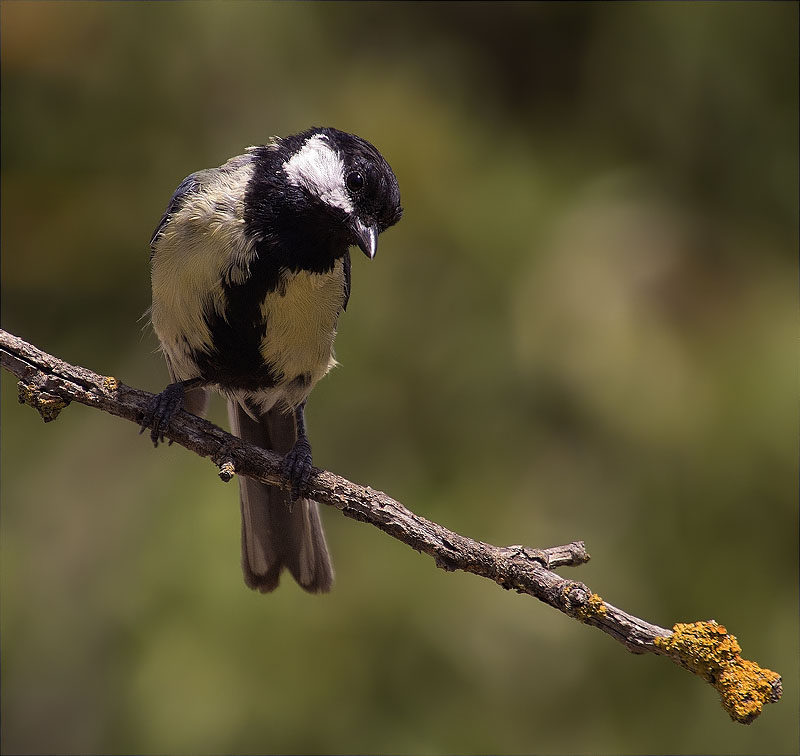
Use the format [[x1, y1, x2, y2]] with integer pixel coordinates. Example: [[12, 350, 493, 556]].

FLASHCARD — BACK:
[[352, 219, 378, 259]]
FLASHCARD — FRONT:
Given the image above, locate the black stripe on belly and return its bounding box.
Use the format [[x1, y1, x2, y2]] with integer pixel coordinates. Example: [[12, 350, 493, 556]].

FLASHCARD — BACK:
[[191, 247, 284, 390], [192, 242, 343, 391]]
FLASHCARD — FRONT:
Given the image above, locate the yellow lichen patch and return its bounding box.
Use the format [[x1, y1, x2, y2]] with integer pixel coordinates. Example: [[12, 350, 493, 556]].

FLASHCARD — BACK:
[[103, 375, 119, 392], [565, 585, 608, 622], [654, 621, 782, 724], [17, 381, 37, 407], [584, 593, 608, 619], [37, 394, 69, 422], [17, 381, 69, 422]]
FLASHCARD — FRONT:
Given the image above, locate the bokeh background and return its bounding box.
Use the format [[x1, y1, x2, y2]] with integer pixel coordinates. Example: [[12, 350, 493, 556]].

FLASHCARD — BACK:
[[1, 2, 797, 754]]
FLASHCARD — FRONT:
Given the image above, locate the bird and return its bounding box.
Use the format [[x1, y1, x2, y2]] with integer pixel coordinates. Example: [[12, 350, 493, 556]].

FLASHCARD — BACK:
[[141, 127, 402, 594]]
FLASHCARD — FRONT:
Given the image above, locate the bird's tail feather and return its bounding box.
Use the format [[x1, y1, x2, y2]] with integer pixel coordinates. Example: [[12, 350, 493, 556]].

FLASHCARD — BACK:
[[184, 386, 210, 418], [227, 399, 333, 594]]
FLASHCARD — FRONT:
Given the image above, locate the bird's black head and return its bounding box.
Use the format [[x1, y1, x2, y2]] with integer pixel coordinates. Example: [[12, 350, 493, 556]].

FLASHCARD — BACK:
[[313, 127, 403, 256], [246, 127, 402, 266]]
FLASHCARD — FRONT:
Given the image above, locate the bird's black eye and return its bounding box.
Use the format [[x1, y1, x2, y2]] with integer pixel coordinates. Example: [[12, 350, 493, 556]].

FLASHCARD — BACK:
[[346, 171, 364, 192]]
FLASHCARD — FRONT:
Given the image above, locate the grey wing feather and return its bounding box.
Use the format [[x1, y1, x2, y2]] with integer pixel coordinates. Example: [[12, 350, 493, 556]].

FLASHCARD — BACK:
[[150, 155, 253, 254], [184, 387, 210, 418], [150, 171, 206, 252], [228, 399, 334, 594]]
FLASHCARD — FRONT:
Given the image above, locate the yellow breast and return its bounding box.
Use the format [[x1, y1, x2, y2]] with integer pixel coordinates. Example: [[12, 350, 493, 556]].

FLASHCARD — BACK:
[[259, 259, 346, 388]]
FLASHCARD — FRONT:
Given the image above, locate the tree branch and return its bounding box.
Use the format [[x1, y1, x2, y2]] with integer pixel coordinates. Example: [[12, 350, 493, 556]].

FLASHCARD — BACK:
[[0, 328, 782, 724]]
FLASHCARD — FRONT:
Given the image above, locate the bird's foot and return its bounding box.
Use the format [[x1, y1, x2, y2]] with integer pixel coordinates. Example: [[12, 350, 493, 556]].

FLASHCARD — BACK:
[[139, 382, 185, 447], [282, 436, 313, 502]]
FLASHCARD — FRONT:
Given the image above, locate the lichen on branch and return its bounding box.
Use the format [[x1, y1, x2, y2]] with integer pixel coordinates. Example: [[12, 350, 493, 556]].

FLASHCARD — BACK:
[[654, 621, 782, 724]]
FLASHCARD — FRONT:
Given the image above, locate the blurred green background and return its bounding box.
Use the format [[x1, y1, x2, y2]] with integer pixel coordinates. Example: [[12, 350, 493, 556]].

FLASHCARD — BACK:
[[1, 2, 797, 754]]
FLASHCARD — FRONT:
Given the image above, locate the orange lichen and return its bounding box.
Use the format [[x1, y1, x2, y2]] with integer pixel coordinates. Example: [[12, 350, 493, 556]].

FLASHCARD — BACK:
[[654, 621, 782, 724], [103, 375, 119, 392]]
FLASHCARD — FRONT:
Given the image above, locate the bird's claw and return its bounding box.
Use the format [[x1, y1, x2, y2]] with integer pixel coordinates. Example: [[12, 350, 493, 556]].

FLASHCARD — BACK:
[[282, 437, 313, 502], [139, 383, 185, 447]]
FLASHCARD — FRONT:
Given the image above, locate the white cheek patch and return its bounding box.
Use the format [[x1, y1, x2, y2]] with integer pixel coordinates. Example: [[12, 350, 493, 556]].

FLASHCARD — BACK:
[[282, 134, 354, 214]]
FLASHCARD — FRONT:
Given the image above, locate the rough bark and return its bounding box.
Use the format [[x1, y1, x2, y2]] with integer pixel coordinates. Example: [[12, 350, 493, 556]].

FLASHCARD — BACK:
[[0, 328, 782, 724]]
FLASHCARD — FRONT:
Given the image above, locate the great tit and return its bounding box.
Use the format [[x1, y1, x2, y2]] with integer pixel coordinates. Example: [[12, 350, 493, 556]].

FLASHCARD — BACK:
[[142, 127, 402, 594]]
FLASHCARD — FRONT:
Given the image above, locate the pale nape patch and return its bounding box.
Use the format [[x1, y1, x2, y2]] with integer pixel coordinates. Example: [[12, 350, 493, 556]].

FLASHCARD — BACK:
[[282, 134, 354, 214]]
